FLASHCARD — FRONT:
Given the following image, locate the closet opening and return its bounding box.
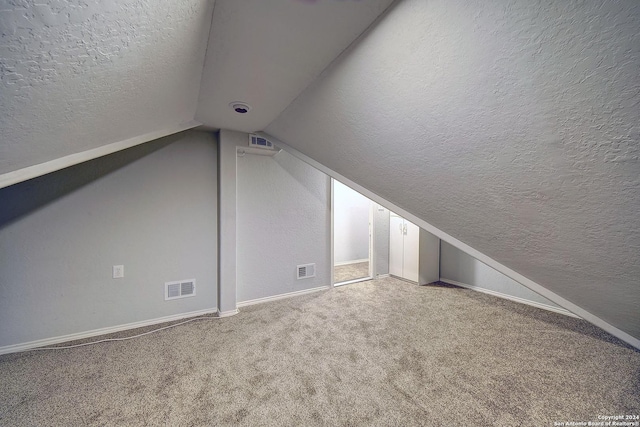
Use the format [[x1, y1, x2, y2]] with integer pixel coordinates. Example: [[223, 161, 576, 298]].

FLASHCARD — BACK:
[[332, 179, 374, 286]]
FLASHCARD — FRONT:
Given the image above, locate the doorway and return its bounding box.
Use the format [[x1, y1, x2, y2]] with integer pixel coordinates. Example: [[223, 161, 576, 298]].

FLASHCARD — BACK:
[[332, 179, 374, 286]]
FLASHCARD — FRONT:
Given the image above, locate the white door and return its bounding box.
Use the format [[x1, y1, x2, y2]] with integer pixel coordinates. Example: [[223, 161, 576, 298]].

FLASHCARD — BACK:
[[403, 220, 420, 282], [389, 214, 404, 278]]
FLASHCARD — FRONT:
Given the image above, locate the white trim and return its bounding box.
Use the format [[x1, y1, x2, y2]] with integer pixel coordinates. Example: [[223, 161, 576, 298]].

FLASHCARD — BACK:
[[0, 120, 202, 190], [330, 178, 336, 287], [376, 273, 390, 279], [237, 286, 329, 308], [259, 131, 640, 350], [369, 199, 375, 279], [334, 258, 369, 267], [389, 274, 418, 285], [0, 308, 217, 355], [334, 277, 372, 287], [440, 278, 580, 318], [237, 146, 282, 157], [217, 308, 239, 318]]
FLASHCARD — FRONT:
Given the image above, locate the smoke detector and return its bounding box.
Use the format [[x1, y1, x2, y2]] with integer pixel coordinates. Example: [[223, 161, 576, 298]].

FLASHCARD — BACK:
[[230, 102, 251, 114]]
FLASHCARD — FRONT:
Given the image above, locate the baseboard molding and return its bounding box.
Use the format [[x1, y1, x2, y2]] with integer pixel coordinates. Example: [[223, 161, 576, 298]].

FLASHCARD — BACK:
[[0, 307, 218, 355], [217, 308, 239, 318], [334, 259, 369, 267], [376, 273, 390, 279], [440, 278, 580, 318], [0, 120, 201, 190], [389, 274, 418, 285], [237, 286, 330, 308], [334, 277, 372, 287]]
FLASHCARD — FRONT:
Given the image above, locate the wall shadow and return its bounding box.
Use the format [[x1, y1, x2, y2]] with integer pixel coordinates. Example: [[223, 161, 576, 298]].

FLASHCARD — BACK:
[[0, 132, 183, 230]]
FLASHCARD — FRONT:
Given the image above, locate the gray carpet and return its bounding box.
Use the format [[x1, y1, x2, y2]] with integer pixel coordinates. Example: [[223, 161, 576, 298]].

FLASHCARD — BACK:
[[334, 261, 369, 283], [1, 277, 638, 426]]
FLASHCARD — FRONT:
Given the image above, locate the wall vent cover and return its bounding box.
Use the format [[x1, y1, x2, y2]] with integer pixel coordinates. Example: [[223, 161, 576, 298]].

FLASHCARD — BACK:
[[165, 279, 196, 300], [249, 134, 275, 150], [297, 263, 316, 279]]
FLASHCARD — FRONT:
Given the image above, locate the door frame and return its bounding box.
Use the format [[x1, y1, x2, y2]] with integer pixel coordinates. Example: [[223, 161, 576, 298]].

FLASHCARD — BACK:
[[330, 178, 375, 287]]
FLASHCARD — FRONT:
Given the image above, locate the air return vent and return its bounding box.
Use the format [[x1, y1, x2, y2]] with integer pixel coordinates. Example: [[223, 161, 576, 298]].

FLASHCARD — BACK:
[[297, 263, 316, 279], [165, 279, 196, 301], [248, 134, 275, 150]]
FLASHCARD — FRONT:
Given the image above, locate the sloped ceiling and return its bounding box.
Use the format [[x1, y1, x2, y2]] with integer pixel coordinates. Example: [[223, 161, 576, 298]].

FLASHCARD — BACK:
[[266, 0, 640, 339], [0, 0, 214, 176], [1, 0, 395, 177], [2, 0, 637, 344], [195, 0, 395, 132]]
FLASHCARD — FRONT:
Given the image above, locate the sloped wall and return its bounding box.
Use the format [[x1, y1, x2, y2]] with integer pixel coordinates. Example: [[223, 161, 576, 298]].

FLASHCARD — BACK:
[[0, 0, 213, 176], [266, 0, 640, 339], [440, 241, 564, 311]]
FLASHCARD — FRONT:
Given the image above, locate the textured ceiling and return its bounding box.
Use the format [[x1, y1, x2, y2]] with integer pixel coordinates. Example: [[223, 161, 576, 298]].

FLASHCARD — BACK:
[[0, 0, 394, 175], [0, 0, 214, 176], [267, 0, 640, 339], [195, 0, 395, 132], [2, 0, 638, 344]]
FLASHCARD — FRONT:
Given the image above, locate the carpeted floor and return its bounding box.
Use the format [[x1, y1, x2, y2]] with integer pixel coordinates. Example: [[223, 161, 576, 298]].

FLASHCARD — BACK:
[[1, 277, 638, 426], [334, 261, 369, 283]]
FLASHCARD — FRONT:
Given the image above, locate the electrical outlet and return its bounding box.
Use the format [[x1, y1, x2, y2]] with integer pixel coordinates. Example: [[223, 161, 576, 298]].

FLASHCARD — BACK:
[[113, 265, 124, 279]]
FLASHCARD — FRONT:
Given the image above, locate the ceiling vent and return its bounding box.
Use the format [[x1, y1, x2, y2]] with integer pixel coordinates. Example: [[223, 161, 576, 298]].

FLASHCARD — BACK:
[[297, 263, 316, 280], [165, 279, 196, 301]]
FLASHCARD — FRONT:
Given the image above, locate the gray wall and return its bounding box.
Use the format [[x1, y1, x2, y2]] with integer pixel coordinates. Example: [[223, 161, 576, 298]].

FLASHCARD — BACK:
[[374, 204, 390, 276], [440, 241, 561, 309], [266, 0, 640, 340], [236, 149, 331, 303], [0, 131, 218, 347]]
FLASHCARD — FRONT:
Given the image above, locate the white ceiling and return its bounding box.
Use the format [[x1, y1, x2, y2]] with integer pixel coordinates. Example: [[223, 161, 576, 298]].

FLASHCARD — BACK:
[[195, 0, 395, 132]]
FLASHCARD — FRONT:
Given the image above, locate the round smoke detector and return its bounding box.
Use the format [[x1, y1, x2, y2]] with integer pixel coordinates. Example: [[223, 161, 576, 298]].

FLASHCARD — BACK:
[[229, 102, 252, 114]]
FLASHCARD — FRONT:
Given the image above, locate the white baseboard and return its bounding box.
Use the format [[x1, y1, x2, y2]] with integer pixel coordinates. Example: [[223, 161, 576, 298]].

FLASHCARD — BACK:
[[440, 278, 580, 318], [376, 273, 390, 279], [334, 277, 372, 286], [217, 308, 239, 318], [0, 308, 218, 356], [237, 286, 330, 308], [334, 259, 369, 267]]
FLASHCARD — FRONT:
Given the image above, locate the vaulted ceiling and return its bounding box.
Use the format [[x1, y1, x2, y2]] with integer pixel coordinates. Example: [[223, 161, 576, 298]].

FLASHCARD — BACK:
[[0, 0, 213, 175], [1, 0, 638, 346], [196, 0, 394, 132], [0, 0, 394, 176]]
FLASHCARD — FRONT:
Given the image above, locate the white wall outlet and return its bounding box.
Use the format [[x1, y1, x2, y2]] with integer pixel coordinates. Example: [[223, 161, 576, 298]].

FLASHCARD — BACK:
[[113, 265, 124, 279]]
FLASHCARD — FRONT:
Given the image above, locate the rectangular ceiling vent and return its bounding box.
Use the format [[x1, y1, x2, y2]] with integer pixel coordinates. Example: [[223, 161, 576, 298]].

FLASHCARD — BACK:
[[297, 263, 316, 280], [165, 279, 196, 301]]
